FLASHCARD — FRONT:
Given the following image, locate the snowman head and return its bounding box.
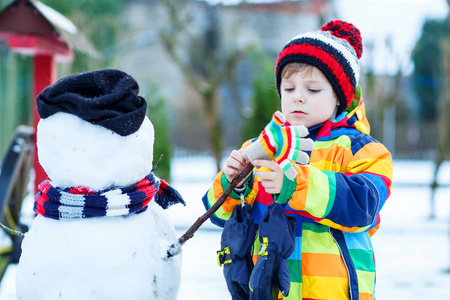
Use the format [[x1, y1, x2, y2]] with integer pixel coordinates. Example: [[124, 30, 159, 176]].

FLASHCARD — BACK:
[[36, 69, 154, 190]]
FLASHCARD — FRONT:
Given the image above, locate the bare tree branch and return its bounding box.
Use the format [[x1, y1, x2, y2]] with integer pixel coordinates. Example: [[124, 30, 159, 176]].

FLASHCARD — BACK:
[[158, 0, 251, 172]]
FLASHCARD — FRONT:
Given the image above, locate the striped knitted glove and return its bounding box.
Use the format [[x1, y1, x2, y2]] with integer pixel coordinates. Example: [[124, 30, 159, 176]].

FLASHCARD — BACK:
[[244, 111, 314, 180]]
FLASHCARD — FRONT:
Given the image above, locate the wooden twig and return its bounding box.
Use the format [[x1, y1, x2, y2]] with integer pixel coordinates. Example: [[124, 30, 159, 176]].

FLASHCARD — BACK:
[[0, 222, 25, 238], [151, 154, 164, 173], [165, 162, 254, 259]]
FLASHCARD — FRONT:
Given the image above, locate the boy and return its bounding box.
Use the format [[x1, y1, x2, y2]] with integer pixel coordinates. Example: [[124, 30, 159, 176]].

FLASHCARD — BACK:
[[203, 20, 393, 300]]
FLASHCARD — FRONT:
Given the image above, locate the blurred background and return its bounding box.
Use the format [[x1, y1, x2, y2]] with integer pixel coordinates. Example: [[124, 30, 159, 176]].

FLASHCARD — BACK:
[[0, 0, 449, 181], [0, 0, 449, 299], [0, 0, 449, 178]]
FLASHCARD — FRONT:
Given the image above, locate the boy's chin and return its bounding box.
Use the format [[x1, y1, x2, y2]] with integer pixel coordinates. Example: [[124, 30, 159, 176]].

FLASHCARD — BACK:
[[285, 117, 308, 127], [286, 115, 326, 128]]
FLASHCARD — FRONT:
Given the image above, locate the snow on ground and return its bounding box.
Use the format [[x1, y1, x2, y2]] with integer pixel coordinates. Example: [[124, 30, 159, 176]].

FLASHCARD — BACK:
[[1, 157, 449, 299]]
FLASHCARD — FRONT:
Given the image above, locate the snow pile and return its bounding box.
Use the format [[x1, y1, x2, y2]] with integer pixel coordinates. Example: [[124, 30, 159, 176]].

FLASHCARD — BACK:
[[17, 204, 180, 299]]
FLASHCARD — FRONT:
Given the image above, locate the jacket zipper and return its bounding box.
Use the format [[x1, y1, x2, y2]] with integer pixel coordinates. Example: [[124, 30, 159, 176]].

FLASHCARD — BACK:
[[329, 228, 353, 300]]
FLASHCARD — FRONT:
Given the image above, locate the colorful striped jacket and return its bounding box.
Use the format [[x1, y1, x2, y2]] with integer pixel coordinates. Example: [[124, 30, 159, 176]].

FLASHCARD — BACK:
[[202, 86, 393, 300]]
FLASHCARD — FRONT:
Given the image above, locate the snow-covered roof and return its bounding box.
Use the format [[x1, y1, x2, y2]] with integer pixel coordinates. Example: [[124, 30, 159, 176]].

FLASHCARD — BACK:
[[33, 1, 77, 35], [0, 0, 98, 58], [31, 0, 98, 58]]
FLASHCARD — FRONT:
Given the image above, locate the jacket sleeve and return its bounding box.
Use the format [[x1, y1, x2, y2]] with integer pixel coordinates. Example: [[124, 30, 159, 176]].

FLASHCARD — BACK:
[[282, 139, 393, 233], [202, 140, 260, 227]]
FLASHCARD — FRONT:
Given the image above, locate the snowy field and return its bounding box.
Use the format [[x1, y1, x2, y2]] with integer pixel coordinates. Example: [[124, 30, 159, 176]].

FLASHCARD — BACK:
[[1, 157, 449, 299]]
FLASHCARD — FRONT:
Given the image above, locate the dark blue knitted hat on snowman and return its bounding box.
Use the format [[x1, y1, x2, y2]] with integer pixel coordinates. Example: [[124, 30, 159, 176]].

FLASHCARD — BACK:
[[36, 69, 147, 137]]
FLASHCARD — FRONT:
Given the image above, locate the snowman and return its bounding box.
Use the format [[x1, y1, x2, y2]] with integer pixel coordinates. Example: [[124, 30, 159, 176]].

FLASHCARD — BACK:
[[15, 69, 184, 300]]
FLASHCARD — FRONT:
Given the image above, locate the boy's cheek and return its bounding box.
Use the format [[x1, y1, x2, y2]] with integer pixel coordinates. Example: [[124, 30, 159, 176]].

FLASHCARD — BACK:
[[280, 103, 288, 122]]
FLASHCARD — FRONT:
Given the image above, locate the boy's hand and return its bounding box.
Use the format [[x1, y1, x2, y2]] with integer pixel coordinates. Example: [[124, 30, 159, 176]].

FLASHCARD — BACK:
[[253, 160, 284, 194], [224, 149, 251, 187]]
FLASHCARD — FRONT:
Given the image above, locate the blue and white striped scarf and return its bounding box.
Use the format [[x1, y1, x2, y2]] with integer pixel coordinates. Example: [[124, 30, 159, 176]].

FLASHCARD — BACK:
[[34, 173, 185, 220]]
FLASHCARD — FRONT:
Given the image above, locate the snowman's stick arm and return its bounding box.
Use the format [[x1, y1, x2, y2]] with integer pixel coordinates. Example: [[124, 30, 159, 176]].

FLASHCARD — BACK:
[[166, 162, 254, 259], [0, 222, 25, 238]]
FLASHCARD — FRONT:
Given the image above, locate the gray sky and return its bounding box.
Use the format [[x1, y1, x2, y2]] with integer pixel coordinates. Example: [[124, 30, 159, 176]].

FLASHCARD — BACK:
[[335, 0, 448, 75]]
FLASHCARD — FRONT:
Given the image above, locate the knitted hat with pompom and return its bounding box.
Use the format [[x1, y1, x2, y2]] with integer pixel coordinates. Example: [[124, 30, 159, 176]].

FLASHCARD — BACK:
[[36, 69, 147, 137], [275, 20, 363, 115]]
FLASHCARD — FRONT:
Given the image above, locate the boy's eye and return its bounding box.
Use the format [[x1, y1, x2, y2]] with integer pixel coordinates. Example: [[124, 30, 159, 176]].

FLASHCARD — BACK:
[[308, 89, 320, 93], [284, 87, 295, 92]]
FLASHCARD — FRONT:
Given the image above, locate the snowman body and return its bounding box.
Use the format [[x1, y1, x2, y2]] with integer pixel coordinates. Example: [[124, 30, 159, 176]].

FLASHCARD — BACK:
[[16, 112, 182, 300]]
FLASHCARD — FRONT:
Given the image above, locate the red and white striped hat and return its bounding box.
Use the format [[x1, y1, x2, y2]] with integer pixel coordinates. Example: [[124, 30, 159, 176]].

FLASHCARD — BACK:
[[275, 20, 363, 114]]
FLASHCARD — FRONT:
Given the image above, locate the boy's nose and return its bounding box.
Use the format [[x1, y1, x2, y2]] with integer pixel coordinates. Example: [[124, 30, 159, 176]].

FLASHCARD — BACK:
[[294, 91, 305, 103]]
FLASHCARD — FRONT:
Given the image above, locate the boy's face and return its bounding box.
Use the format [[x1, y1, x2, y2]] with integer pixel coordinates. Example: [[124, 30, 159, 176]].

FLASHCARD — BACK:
[[280, 66, 339, 128]]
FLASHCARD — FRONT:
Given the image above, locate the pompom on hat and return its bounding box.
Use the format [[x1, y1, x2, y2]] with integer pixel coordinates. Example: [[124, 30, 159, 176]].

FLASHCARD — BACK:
[[36, 69, 148, 137], [275, 20, 363, 115]]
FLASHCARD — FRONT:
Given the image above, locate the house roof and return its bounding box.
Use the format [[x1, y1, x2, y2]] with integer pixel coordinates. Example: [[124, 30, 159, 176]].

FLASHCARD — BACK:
[[0, 0, 98, 58]]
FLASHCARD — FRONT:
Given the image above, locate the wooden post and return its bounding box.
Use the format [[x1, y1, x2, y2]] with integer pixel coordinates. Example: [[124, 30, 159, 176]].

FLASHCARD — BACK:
[[32, 54, 56, 193]]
